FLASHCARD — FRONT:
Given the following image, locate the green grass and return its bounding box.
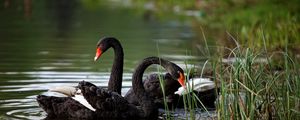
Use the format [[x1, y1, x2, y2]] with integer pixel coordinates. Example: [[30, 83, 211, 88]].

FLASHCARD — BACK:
[[213, 41, 300, 119], [203, 0, 300, 52], [208, 22, 300, 119], [131, 0, 300, 52], [143, 0, 300, 119]]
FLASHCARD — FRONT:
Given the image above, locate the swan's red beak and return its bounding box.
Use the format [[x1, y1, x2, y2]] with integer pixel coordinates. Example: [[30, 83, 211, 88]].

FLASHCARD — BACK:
[[178, 72, 186, 88], [94, 48, 102, 61]]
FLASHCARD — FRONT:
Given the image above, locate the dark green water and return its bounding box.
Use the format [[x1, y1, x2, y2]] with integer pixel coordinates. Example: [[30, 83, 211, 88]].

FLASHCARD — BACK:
[[0, 1, 208, 119]]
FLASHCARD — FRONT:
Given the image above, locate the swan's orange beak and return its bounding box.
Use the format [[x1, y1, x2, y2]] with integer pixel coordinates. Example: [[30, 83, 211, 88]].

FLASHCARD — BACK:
[[94, 48, 102, 61], [178, 72, 186, 88]]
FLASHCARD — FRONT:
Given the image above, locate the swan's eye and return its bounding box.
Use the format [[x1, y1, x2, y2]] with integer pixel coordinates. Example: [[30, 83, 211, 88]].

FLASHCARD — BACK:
[[98, 44, 103, 49]]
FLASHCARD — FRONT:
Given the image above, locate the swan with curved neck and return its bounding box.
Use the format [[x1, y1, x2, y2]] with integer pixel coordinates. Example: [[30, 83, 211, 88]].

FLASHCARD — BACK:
[[124, 59, 185, 107], [36, 37, 125, 119], [131, 57, 185, 117], [126, 65, 217, 108], [78, 56, 185, 118], [94, 37, 124, 94]]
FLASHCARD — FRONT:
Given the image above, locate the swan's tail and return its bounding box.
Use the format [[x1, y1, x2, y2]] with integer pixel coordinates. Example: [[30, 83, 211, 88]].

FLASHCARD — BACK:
[[36, 95, 59, 117]]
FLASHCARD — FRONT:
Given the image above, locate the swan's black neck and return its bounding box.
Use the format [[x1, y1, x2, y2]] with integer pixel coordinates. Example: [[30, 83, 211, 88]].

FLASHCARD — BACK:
[[107, 38, 124, 94], [132, 57, 173, 117]]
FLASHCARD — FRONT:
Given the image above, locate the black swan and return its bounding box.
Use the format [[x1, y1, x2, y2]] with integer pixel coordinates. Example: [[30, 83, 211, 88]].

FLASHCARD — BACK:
[[77, 56, 186, 119], [125, 74, 217, 109], [36, 37, 124, 119]]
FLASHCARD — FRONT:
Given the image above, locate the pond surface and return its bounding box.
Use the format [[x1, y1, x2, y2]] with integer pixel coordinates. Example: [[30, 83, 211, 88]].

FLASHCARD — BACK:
[[0, 0, 210, 119]]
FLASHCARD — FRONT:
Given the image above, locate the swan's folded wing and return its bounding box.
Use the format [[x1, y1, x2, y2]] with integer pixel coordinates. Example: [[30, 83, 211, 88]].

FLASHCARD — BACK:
[[78, 81, 106, 110], [78, 81, 141, 118], [78, 81, 130, 111]]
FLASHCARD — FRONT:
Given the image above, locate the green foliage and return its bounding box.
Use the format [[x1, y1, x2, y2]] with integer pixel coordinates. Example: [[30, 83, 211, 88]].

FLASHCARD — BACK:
[[131, 0, 300, 52], [204, 0, 300, 51]]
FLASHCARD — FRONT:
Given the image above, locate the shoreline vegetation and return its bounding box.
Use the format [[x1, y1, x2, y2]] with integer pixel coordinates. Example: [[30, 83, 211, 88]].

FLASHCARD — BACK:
[[127, 0, 300, 119], [2, 0, 299, 119]]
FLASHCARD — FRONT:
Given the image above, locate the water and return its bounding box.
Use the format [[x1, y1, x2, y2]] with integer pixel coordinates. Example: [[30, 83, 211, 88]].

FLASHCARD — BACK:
[[0, 1, 209, 119]]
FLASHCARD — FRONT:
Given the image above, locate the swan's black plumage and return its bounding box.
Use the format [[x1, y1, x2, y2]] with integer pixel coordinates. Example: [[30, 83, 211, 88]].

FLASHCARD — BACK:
[[144, 73, 181, 99], [131, 57, 185, 112], [78, 81, 140, 119], [36, 95, 95, 119], [125, 73, 181, 108]]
